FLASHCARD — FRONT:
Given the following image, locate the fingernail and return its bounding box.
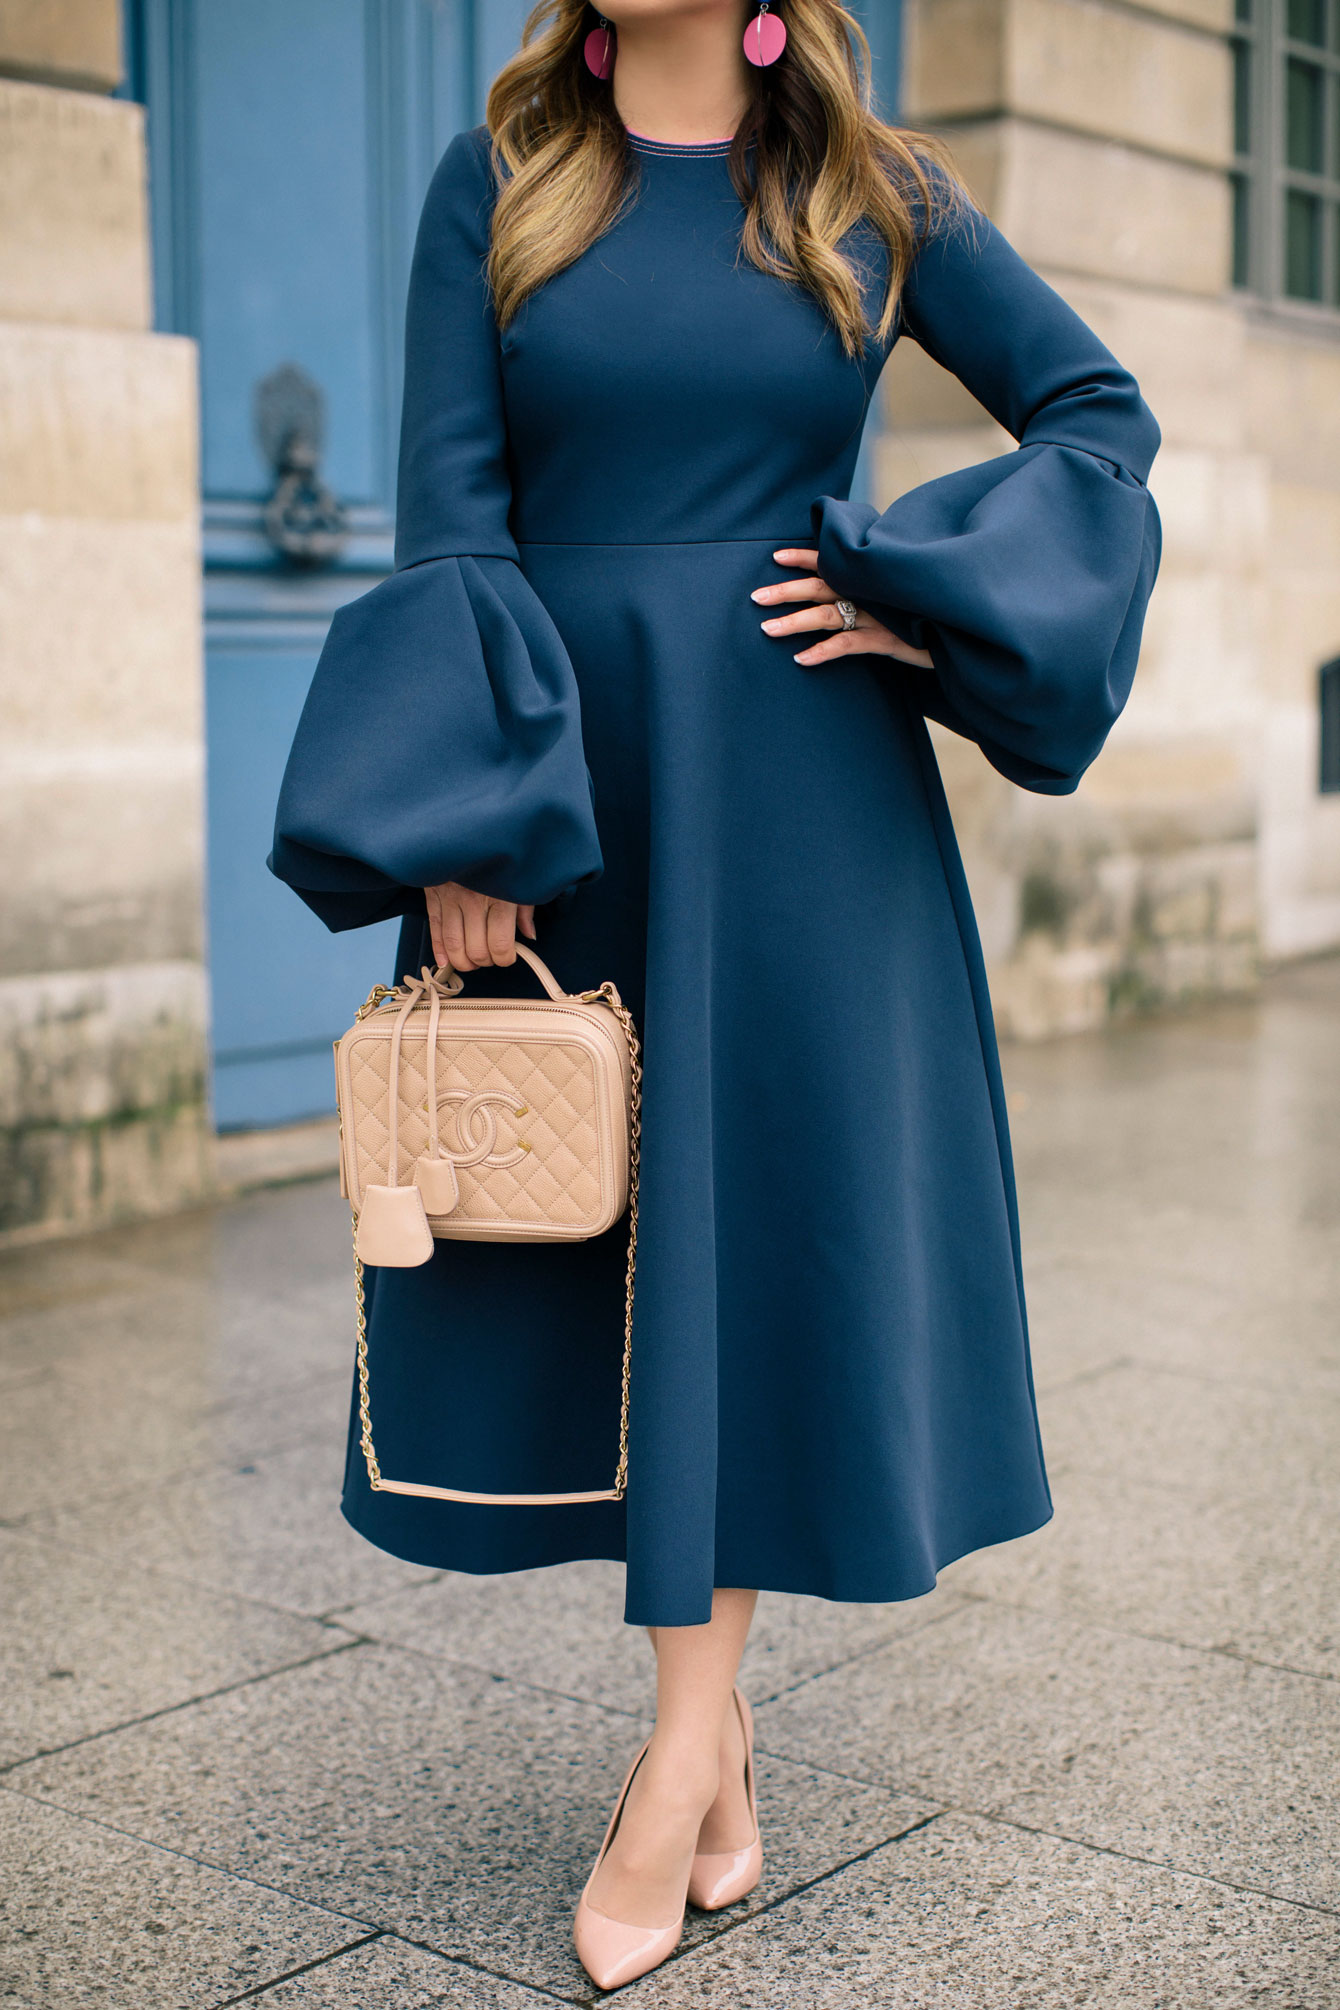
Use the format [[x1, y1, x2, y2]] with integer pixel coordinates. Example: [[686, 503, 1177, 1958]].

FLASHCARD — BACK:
[[795, 650, 813, 663], [761, 618, 781, 631], [750, 588, 768, 602]]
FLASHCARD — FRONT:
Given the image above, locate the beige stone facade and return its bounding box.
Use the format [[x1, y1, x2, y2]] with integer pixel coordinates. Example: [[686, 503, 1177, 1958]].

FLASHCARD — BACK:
[[0, 10, 208, 1240], [886, 0, 1340, 1035]]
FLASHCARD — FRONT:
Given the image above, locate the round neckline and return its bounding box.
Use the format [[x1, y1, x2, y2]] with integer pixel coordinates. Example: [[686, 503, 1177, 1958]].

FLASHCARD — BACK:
[[625, 128, 737, 158]]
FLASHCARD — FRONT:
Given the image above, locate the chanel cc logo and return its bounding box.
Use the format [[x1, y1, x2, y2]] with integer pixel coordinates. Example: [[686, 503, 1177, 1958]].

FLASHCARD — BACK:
[[422, 1090, 531, 1165]]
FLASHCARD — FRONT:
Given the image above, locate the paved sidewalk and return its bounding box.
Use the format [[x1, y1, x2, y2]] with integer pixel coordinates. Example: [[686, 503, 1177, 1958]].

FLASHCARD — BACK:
[[3, 959, 1338, 2007]]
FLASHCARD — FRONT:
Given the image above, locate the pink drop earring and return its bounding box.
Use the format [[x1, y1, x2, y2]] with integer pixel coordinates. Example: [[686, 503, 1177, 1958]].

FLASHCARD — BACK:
[[583, 12, 615, 79], [743, 2, 786, 66]]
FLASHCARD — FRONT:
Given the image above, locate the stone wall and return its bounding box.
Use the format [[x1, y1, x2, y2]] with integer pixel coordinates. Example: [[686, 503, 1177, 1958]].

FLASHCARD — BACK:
[[882, 0, 1340, 1036], [0, 2, 209, 1241]]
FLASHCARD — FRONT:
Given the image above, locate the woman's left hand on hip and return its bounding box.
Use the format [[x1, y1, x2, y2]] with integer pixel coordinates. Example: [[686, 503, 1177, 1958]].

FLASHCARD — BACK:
[[753, 549, 934, 669]]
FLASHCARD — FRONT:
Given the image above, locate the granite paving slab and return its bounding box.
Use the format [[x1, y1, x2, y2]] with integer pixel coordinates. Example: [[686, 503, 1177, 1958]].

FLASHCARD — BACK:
[[0, 1353, 352, 1525], [752, 1600, 1340, 1906], [1020, 1252, 1340, 1398], [620, 1811, 1340, 2009], [0, 1527, 355, 1766], [24, 1435, 432, 1618], [0, 1790, 374, 2010], [0, 1212, 207, 1317], [334, 1558, 963, 1713], [1025, 1201, 1340, 1322], [11, 1641, 936, 1997], [1000, 983, 1340, 1317], [0, 1273, 353, 1400], [236, 1935, 560, 2007], [0, 1185, 347, 1365], [1034, 1356, 1339, 1503], [941, 1466, 1340, 1678]]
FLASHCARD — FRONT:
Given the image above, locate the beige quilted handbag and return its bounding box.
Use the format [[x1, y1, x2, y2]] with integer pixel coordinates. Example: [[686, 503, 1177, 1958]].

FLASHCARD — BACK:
[[333, 945, 641, 1507]]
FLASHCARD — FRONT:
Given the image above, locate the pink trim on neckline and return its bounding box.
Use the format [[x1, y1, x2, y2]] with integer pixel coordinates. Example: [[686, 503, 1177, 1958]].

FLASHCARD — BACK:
[[625, 126, 736, 144]]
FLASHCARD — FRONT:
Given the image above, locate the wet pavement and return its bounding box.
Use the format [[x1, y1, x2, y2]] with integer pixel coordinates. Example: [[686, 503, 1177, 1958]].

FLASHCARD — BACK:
[[3, 957, 1338, 2006]]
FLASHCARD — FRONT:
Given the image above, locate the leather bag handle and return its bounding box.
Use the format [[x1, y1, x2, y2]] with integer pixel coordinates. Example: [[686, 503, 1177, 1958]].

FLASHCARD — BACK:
[[430, 940, 572, 1004]]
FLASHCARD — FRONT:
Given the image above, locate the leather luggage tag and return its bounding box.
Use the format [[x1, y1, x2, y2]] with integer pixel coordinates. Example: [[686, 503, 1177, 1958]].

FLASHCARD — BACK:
[[355, 1183, 434, 1267], [414, 1153, 461, 1216]]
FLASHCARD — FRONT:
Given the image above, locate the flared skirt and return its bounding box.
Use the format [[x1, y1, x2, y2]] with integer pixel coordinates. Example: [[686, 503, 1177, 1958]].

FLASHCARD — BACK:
[[341, 536, 1052, 1625]]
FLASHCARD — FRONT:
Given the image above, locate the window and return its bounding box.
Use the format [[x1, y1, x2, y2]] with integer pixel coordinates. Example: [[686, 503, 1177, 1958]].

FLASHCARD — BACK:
[[1233, 0, 1340, 306]]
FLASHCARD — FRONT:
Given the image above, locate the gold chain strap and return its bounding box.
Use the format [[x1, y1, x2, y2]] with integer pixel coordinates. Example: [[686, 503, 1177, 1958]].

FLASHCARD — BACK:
[[352, 1220, 383, 1490], [350, 979, 642, 1503]]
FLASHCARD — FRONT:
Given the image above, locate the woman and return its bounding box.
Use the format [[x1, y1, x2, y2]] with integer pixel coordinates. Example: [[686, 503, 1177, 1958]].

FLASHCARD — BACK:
[[270, 0, 1160, 1989]]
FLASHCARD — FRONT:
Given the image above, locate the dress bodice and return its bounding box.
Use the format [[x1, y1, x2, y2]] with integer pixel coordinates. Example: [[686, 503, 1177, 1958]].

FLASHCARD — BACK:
[[272, 122, 1163, 932], [499, 135, 885, 546]]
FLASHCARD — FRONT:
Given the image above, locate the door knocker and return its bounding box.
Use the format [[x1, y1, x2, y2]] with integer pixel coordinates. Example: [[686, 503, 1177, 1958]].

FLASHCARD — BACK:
[[254, 362, 349, 567]]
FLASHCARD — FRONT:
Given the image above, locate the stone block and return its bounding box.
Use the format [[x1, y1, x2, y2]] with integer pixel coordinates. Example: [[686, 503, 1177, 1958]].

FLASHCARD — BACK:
[[0, 1527, 351, 1764], [1260, 703, 1340, 959], [754, 1601, 1340, 1906], [0, 78, 149, 329], [903, 0, 1006, 124], [0, 1095, 214, 1242], [1125, 565, 1264, 730], [1121, 0, 1232, 28], [27, 1433, 434, 1619], [1080, 736, 1256, 847], [942, 117, 1231, 294], [1018, 0, 1233, 170], [1142, 443, 1269, 572], [0, 962, 213, 1240], [1033, 274, 1247, 452], [0, 0, 122, 92], [906, 0, 1231, 169], [1040, 1355, 1337, 1504], [0, 512, 202, 974], [0, 1295, 353, 1522], [634, 1811, 1340, 2007], [929, 710, 1263, 1033], [990, 933, 1120, 1037], [870, 423, 1011, 504], [0, 961, 206, 1133], [0, 1796, 366, 2010], [1244, 314, 1340, 489], [0, 755, 204, 975], [0, 515, 200, 748], [1018, 1236, 1340, 1397], [0, 323, 198, 520], [1267, 477, 1340, 584], [876, 279, 1250, 476], [1108, 839, 1260, 1009], [878, 330, 999, 432]]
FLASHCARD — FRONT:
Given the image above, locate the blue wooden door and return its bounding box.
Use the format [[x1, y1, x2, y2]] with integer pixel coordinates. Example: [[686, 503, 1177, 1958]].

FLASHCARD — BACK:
[[128, 0, 899, 1130], [128, 0, 530, 1128]]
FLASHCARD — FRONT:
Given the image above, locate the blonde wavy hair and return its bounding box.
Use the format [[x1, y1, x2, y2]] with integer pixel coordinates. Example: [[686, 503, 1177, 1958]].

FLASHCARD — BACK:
[[484, 1, 968, 356]]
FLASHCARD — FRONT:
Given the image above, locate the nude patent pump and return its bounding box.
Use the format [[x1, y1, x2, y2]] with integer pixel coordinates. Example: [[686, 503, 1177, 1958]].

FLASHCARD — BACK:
[[573, 1738, 686, 1992], [687, 1685, 763, 1910]]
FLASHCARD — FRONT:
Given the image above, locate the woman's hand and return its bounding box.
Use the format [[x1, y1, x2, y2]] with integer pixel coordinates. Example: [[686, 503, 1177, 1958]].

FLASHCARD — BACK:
[[752, 548, 934, 669], [423, 881, 536, 972]]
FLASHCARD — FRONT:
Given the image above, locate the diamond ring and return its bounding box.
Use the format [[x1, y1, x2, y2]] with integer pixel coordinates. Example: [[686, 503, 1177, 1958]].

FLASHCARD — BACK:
[[835, 598, 858, 631]]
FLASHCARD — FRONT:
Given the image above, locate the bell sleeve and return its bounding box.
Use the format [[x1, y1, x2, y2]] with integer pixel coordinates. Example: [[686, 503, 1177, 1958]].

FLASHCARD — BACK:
[[268, 127, 604, 930], [812, 192, 1163, 795]]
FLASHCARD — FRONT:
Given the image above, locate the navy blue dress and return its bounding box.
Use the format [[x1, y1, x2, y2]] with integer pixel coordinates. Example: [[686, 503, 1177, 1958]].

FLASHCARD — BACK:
[[270, 124, 1161, 1627]]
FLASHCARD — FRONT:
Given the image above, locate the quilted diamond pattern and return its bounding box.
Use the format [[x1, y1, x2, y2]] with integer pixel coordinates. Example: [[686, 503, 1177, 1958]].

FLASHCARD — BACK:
[[338, 1001, 625, 1236]]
